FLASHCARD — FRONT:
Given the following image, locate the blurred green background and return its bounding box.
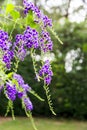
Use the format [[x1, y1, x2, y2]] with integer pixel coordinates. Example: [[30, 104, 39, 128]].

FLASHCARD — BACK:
[[0, 0, 87, 120]]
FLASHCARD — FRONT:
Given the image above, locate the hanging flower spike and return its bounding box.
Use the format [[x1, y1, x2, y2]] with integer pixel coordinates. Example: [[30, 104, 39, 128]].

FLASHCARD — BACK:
[[13, 73, 31, 94], [23, 97, 33, 111], [13, 73, 24, 86], [23, 0, 42, 18], [23, 0, 52, 28], [13, 26, 39, 62], [0, 30, 14, 69], [40, 30, 53, 52], [6, 82, 17, 101], [39, 60, 53, 83], [42, 15, 52, 27], [23, 26, 39, 49]]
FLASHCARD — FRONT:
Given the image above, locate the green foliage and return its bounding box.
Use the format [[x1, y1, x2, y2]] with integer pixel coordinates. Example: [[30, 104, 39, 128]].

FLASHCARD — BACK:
[[10, 10, 20, 20], [6, 4, 15, 14], [51, 20, 87, 119]]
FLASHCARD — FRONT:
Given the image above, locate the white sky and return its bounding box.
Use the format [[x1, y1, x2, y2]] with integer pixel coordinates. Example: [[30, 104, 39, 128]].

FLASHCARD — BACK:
[[65, 48, 83, 72], [69, 0, 87, 22], [40, 0, 87, 22], [21, 0, 87, 22]]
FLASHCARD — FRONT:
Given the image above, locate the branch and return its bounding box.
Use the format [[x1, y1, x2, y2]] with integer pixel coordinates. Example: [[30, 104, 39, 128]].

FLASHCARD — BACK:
[[65, 0, 72, 18]]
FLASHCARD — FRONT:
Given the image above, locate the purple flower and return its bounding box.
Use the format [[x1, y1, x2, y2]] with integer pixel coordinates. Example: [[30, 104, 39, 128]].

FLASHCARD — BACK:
[[13, 26, 39, 61], [0, 29, 12, 51], [3, 55, 10, 64], [22, 84, 31, 92], [15, 34, 23, 42], [3, 50, 14, 69], [42, 15, 52, 27], [13, 34, 27, 61], [23, 0, 41, 18], [40, 30, 53, 52], [5, 73, 32, 101], [23, 97, 33, 111], [6, 83, 17, 101], [0, 29, 14, 69], [39, 60, 53, 76], [17, 91, 23, 98], [44, 76, 52, 85], [13, 73, 24, 86], [17, 47, 27, 61], [24, 26, 39, 49], [13, 73, 31, 92], [23, 0, 52, 27], [39, 60, 53, 85]]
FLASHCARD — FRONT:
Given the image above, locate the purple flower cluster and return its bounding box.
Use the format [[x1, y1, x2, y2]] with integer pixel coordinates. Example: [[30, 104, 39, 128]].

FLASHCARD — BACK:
[[5, 73, 33, 111], [39, 60, 53, 85], [40, 30, 53, 52], [6, 83, 17, 101], [23, 0, 41, 18], [0, 30, 14, 69], [0, 30, 11, 50], [3, 50, 14, 69], [14, 26, 39, 61], [23, 0, 52, 28], [23, 97, 33, 111], [42, 15, 52, 27], [24, 26, 39, 49], [13, 73, 24, 86], [13, 73, 31, 96], [13, 34, 26, 61], [13, 73, 33, 111]]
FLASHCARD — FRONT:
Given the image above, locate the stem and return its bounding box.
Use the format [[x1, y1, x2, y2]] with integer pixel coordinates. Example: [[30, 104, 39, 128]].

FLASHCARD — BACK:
[[5, 100, 10, 117], [30, 90, 45, 101], [0, 14, 22, 26], [25, 110, 38, 130], [10, 100, 15, 120], [13, 57, 19, 73], [49, 27, 63, 45], [28, 111, 38, 130], [9, 19, 18, 40], [30, 49, 40, 82], [43, 83, 56, 115]]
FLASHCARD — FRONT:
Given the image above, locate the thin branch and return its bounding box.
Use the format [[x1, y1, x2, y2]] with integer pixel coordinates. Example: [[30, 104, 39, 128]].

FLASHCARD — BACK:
[[65, 0, 72, 18]]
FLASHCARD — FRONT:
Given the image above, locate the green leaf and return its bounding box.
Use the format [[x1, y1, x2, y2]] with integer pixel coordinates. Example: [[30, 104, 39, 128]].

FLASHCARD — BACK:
[[25, 11, 33, 24], [24, 11, 36, 27], [6, 4, 14, 14], [7, 72, 13, 79], [10, 10, 20, 20]]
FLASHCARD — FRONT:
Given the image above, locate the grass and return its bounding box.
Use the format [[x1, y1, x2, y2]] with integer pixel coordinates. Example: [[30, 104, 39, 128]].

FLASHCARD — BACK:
[[0, 117, 87, 130]]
